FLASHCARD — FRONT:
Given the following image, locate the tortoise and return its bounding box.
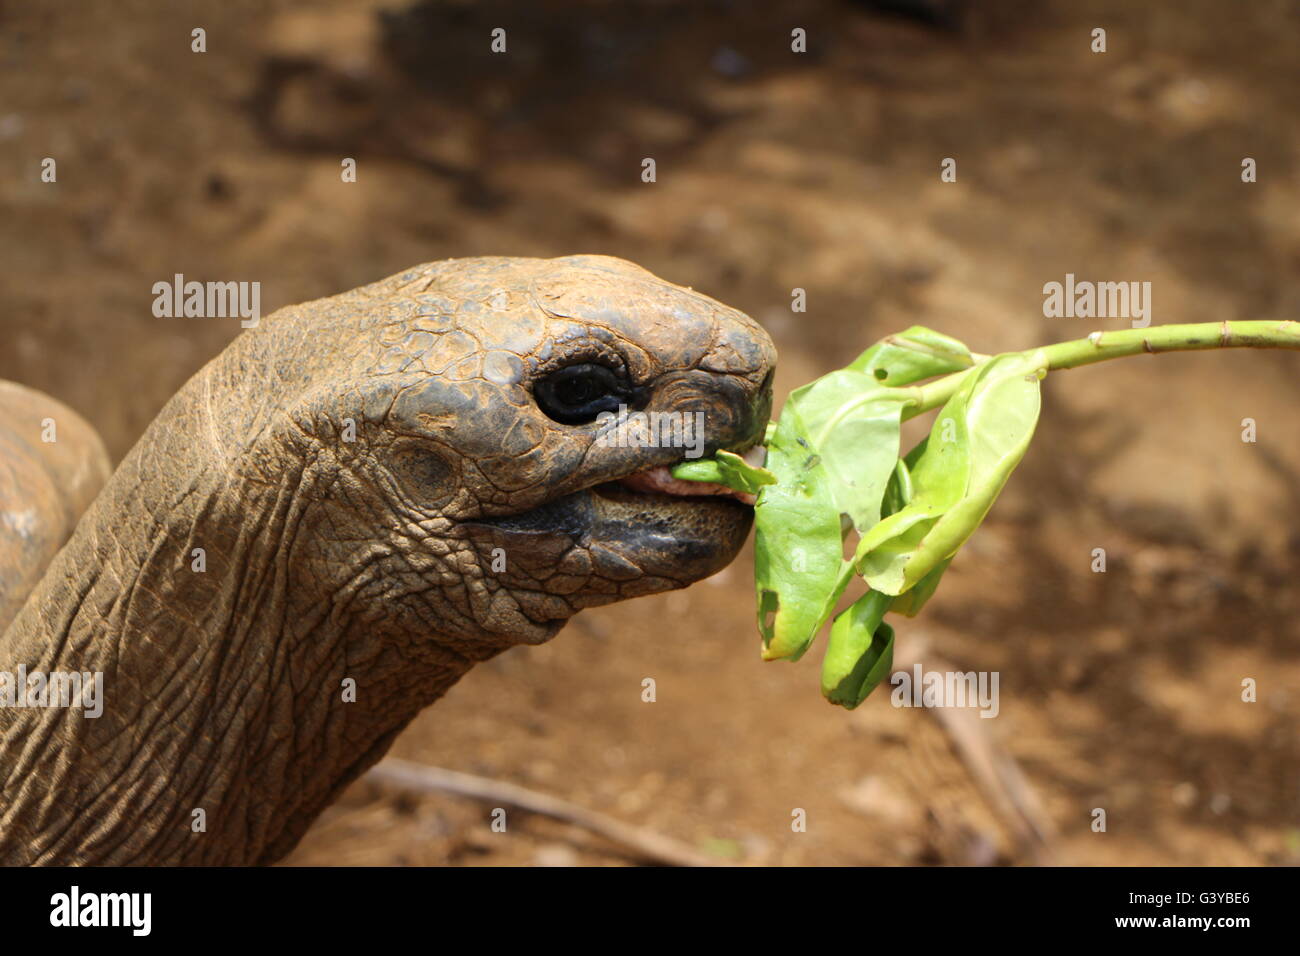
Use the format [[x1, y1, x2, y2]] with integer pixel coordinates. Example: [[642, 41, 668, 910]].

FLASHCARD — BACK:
[[0, 254, 776, 865]]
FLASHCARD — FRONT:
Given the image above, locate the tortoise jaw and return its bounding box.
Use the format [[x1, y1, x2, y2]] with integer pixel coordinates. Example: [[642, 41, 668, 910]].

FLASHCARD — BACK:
[[465, 477, 753, 590], [577, 480, 754, 580]]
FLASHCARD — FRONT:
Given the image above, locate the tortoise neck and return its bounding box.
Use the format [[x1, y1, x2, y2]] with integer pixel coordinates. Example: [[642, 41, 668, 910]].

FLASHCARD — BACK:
[[0, 418, 485, 865]]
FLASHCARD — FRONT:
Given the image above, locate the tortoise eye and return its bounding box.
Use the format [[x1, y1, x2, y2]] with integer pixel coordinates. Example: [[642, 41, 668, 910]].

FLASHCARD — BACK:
[[534, 363, 637, 425]]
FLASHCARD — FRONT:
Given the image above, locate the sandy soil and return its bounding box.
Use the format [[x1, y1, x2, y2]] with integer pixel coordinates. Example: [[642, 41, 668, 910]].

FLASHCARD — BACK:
[[2, 0, 1297, 865]]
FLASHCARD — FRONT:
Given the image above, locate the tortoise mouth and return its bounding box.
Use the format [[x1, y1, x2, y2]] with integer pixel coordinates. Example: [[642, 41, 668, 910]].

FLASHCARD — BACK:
[[464, 461, 754, 591], [610, 444, 765, 507], [587, 478, 754, 514], [459, 406, 765, 601], [472, 473, 753, 535]]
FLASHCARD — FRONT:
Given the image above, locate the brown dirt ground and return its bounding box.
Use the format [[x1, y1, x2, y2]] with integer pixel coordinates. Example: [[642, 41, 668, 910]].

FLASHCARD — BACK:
[[2, 0, 1298, 865]]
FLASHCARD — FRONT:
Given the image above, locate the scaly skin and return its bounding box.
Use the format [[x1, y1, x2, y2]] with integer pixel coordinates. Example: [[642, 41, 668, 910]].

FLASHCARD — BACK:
[[0, 255, 775, 865], [0, 383, 111, 634]]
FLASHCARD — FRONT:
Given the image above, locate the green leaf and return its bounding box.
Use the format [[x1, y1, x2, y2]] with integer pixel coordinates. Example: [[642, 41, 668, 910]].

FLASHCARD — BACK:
[[848, 325, 974, 386], [880, 456, 915, 518], [753, 411, 851, 661], [782, 370, 914, 532], [753, 363, 920, 660], [853, 408, 971, 595], [879, 447, 950, 615], [821, 589, 895, 709], [670, 449, 776, 495], [855, 350, 1047, 595], [888, 556, 952, 617]]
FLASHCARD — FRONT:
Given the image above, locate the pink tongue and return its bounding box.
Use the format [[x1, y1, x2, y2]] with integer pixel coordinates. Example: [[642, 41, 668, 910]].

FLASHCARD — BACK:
[[618, 466, 757, 506]]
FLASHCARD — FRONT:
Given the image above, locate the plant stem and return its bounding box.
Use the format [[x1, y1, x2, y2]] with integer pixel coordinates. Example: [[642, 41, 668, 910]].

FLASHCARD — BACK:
[[901, 320, 1300, 420]]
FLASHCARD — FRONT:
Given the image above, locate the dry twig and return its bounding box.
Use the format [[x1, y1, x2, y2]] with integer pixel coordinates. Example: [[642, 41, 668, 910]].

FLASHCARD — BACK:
[[367, 758, 726, 867], [891, 640, 1061, 865]]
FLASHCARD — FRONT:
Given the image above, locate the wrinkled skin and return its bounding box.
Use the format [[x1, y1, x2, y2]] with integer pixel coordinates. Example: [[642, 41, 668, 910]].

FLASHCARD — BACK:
[[0, 255, 775, 865]]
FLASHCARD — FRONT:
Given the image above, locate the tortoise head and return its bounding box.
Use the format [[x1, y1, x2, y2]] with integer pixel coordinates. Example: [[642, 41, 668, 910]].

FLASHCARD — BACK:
[[265, 255, 776, 649], [0, 257, 775, 865]]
